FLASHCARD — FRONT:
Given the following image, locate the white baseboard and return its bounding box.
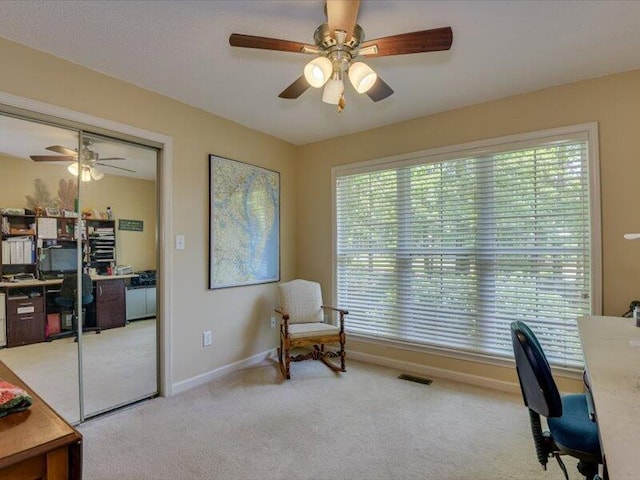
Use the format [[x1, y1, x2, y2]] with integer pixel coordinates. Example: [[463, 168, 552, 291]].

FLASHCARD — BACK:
[[348, 350, 520, 394], [172, 349, 276, 395], [171, 348, 520, 395]]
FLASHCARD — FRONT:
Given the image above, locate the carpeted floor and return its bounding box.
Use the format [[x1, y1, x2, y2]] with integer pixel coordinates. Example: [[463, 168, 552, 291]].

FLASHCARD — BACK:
[[78, 358, 581, 480], [0, 318, 157, 422]]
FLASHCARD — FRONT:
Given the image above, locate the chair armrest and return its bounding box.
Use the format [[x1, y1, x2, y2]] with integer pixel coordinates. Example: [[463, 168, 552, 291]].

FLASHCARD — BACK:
[[583, 369, 596, 421], [584, 390, 597, 422], [321, 305, 349, 315], [585, 389, 597, 422], [274, 308, 290, 334]]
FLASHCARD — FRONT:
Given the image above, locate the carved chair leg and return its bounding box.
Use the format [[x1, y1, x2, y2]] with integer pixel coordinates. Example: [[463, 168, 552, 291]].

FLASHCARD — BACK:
[[340, 333, 346, 372], [284, 341, 291, 380], [277, 335, 287, 380]]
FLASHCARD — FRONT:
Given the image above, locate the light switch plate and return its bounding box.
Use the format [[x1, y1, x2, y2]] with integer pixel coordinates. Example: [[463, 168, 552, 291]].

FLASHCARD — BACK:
[[176, 234, 185, 250]]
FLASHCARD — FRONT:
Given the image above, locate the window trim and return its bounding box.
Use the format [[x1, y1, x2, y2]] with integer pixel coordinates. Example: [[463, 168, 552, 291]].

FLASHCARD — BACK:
[[331, 123, 602, 361]]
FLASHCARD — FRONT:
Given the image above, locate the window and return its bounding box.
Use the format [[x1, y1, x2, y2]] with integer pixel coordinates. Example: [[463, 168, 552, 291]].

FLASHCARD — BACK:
[[334, 125, 600, 369]]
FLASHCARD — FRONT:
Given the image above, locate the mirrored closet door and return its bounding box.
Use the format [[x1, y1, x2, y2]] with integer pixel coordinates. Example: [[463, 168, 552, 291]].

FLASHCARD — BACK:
[[0, 111, 159, 423], [79, 133, 158, 418]]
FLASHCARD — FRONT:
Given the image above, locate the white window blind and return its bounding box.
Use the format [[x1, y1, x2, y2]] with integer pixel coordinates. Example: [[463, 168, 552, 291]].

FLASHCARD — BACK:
[[335, 132, 596, 368]]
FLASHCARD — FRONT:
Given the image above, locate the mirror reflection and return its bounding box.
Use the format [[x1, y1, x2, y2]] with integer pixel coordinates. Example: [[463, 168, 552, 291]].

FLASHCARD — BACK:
[[0, 113, 159, 423]]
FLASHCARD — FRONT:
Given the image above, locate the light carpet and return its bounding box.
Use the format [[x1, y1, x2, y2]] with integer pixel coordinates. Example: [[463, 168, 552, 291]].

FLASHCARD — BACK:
[[0, 318, 157, 422], [79, 359, 582, 479]]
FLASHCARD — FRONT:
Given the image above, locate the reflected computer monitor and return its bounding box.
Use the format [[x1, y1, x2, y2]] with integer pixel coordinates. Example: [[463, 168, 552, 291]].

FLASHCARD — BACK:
[[40, 247, 79, 278]]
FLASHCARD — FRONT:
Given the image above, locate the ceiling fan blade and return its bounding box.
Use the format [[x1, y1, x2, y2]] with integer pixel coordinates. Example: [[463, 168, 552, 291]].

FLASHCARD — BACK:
[[360, 27, 453, 57], [46, 145, 78, 156], [97, 157, 126, 161], [30, 155, 77, 162], [278, 76, 311, 99], [229, 34, 314, 54], [95, 162, 136, 173], [366, 77, 394, 102], [326, 0, 360, 41]]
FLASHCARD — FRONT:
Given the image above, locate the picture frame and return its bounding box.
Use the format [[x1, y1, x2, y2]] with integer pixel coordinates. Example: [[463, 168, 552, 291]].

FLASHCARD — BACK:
[[45, 207, 60, 217], [209, 155, 280, 289]]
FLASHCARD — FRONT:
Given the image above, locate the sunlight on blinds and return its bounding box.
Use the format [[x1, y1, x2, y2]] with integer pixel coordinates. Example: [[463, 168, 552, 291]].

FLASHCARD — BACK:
[[335, 134, 593, 368]]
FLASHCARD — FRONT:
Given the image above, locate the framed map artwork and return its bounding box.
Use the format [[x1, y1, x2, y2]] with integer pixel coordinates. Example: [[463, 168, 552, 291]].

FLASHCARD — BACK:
[[209, 155, 280, 289]]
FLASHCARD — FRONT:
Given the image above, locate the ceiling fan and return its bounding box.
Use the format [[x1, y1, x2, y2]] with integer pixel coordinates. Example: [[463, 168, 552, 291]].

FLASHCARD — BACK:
[[229, 0, 452, 112], [30, 140, 135, 182]]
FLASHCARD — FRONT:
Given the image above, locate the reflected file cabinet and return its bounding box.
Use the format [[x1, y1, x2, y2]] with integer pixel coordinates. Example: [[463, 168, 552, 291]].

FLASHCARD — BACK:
[[126, 286, 156, 321], [95, 278, 126, 330]]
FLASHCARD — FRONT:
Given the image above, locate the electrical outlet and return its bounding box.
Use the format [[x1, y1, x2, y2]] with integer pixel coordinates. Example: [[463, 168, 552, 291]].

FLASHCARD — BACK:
[[270, 316, 277, 328], [203, 330, 212, 347]]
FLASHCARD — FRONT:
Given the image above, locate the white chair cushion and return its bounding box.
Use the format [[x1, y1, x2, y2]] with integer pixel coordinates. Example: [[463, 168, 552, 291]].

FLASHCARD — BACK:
[[288, 322, 339, 339], [278, 279, 323, 324]]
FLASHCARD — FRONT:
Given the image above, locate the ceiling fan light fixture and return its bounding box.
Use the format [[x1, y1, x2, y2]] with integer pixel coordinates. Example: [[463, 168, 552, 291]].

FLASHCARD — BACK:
[[69, 162, 93, 182], [322, 78, 345, 105], [80, 167, 91, 182], [303, 56, 332, 88], [90, 166, 105, 181], [67, 162, 79, 176], [348, 61, 377, 93]]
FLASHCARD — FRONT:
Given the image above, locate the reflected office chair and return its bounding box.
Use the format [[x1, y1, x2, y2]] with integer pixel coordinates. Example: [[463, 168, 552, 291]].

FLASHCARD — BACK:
[[510, 321, 601, 480], [275, 279, 348, 380], [55, 273, 100, 341]]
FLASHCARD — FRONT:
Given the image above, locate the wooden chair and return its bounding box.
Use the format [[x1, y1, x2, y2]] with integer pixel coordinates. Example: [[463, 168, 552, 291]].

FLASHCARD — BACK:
[[275, 279, 348, 380]]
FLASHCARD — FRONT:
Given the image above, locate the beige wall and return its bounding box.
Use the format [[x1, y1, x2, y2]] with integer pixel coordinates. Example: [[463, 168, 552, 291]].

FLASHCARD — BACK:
[[3, 33, 636, 393], [0, 154, 157, 270], [0, 37, 297, 384], [296, 69, 640, 391]]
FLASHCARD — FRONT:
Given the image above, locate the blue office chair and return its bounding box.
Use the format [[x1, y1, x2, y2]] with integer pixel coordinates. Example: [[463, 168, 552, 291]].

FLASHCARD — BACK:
[[55, 273, 100, 340], [510, 321, 601, 480]]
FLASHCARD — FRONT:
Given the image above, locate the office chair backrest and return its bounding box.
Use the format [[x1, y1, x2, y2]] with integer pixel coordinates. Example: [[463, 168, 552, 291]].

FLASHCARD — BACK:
[[60, 273, 93, 300], [510, 321, 562, 418], [278, 279, 323, 324]]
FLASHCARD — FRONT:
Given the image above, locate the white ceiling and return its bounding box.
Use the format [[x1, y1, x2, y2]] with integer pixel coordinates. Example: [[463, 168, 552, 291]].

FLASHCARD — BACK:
[[0, 114, 157, 180], [0, 1, 639, 146]]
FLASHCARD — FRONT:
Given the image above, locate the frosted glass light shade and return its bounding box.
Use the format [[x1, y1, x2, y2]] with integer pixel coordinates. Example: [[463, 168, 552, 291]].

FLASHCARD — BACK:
[[303, 57, 332, 88], [80, 168, 91, 182], [90, 166, 105, 180], [67, 162, 79, 176], [322, 78, 344, 105], [348, 62, 377, 93]]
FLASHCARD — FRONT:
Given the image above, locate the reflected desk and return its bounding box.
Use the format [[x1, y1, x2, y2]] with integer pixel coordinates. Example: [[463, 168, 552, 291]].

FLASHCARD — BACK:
[[578, 315, 640, 479], [0, 274, 136, 347]]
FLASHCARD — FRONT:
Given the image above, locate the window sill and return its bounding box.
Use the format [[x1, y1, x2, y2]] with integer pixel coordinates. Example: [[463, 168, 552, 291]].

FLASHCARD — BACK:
[[347, 332, 583, 381]]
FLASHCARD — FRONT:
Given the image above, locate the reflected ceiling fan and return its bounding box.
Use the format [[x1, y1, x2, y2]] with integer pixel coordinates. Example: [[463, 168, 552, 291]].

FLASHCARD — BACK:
[[229, 0, 452, 112], [30, 139, 135, 182]]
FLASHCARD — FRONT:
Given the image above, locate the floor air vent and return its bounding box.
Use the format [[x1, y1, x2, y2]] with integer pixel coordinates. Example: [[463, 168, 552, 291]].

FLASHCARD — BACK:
[[398, 374, 433, 385]]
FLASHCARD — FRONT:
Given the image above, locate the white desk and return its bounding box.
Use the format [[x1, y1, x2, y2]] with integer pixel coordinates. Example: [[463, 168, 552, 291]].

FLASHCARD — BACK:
[[0, 273, 137, 288], [578, 315, 640, 479]]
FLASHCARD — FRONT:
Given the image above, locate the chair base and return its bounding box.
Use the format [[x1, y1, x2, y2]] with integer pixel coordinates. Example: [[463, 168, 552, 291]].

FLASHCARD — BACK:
[[47, 306, 101, 342], [46, 327, 101, 342], [278, 345, 346, 380], [576, 460, 598, 479]]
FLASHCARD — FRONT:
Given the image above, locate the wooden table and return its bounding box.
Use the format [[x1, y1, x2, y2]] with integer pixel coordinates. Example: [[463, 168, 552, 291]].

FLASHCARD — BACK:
[[0, 361, 82, 479], [578, 315, 640, 479]]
